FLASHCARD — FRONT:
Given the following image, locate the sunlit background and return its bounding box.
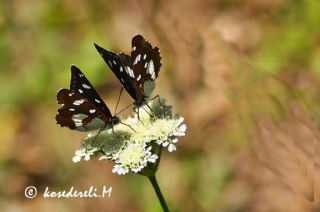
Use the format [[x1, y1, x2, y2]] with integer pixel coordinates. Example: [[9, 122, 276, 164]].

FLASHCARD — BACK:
[[0, 0, 319, 211]]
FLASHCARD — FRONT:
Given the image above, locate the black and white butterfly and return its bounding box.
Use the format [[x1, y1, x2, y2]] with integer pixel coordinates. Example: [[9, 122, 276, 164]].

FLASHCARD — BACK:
[[55, 65, 120, 132], [94, 35, 161, 109]]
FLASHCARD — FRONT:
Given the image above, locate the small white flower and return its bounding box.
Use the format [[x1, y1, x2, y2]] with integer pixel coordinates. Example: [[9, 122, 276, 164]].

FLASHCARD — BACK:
[[84, 155, 90, 161], [168, 143, 176, 152], [98, 155, 108, 160], [112, 164, 128, 175], [148, 154, 158, 163], [72, 147, 98, 163], [162, 141, 169, 147], [72, 155, 81, 163]]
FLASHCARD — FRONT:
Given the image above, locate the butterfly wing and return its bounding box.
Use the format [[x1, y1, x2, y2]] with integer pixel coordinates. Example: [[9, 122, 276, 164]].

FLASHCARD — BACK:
[[131, 35, 161, 81], [94, 35, 161, 106], [118, 53, 145, 102], [94, 43, 143, 102], [55, 65, 115, 131], [127, 35, 162, 100], [70, 65, 113, 116]]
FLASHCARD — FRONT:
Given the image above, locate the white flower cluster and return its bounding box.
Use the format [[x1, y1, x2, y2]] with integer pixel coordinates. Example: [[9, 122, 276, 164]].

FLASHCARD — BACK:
[[72, 98, 187, 175], [111, 143, 158, 175]]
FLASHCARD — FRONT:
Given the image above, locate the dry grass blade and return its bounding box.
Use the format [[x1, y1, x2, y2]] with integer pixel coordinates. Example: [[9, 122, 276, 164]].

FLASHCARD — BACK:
[[252, 101, 318, 211]]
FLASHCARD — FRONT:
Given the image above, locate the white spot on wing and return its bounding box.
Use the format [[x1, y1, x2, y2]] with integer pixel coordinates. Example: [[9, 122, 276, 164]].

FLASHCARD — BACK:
[[143, 54, 146, 60], [148, 60, 155, 75], [125, 66, 130, 74], [73, 118, 83, 126], [113, 60, 116, 65], [89, 109, 96, 114], [73, 99, 85, 105], [151, 72, 156, 80], [69, 108, 75, 111], [95, 99, 100, 103], [126, 66, 134, 78], [78, 89, 83, 93], [82, 84, 91, 89], [75, 122, 82, 127], [137, 74, 141, 81], [108, 60, 113, 67], [133, 46, 136, 51], [134, 54, 141, 65], [120, 67, 123, 72]]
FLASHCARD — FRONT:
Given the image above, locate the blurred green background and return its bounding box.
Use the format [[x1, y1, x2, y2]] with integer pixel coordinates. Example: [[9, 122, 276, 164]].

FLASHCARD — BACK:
[[0, 0, 319, 211]]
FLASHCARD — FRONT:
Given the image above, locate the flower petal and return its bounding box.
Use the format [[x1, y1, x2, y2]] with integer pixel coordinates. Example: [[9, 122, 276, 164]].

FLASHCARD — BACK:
[[168, 143, 176, 152]]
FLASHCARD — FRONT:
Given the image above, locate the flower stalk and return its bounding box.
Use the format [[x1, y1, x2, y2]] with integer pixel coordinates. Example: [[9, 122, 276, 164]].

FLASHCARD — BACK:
[[148, 175, 169, 212]]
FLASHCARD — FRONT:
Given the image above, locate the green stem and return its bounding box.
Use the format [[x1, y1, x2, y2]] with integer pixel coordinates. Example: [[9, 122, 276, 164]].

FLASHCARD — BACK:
[[148, 175, 169, 212]]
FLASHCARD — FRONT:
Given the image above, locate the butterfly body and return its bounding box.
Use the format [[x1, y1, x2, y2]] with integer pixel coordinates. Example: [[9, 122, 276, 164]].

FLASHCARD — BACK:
[[94, 35, 161, 109], [55, 65, 120, 132]]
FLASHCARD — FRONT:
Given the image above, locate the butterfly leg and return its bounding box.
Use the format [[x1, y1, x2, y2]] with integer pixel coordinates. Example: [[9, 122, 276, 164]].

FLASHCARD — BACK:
[[135, 107, 145, 125], [151, 95, 166, 107], [119, 121, 136, 132], [142, 104, 154, 118], [91, 126, 106, 146]]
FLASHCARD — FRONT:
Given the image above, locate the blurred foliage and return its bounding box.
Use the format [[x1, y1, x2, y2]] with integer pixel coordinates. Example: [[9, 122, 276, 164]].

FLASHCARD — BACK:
[[0, 0, 319, 211]]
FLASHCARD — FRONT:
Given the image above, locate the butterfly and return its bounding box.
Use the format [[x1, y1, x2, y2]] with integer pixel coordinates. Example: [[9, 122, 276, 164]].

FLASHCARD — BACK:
[[94, 35, 161, 109], [55, 65, 120, 132]]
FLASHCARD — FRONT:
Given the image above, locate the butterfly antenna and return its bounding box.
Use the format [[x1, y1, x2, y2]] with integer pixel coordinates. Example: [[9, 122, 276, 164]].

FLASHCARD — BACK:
[[115, 102, 134, 116], [114, 87, 123, 114]]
